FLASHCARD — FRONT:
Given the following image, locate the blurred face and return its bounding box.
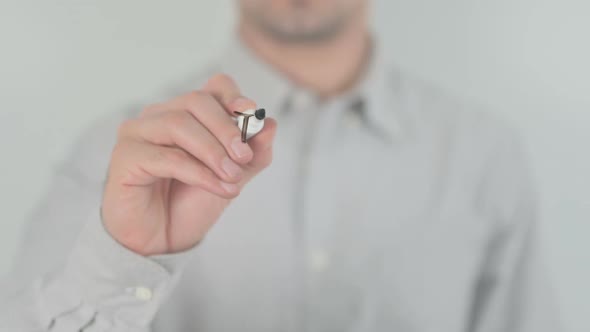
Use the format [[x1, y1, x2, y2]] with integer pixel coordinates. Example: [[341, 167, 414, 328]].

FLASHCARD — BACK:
[[239, 0, 366, 43]]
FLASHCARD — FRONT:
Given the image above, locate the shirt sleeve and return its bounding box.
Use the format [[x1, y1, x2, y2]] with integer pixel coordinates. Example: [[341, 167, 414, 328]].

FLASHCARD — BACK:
[[0, 113, 194, 331], [0, 184, 194, 331], [469, 129, 561, 332]]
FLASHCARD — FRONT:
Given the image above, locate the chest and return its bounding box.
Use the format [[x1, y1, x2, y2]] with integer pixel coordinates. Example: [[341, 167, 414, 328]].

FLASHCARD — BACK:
[[154, 113, 493, 332]]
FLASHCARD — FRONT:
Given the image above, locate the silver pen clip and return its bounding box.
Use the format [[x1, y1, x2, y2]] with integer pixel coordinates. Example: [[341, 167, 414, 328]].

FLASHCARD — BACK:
[[234, 108, 266, 142]]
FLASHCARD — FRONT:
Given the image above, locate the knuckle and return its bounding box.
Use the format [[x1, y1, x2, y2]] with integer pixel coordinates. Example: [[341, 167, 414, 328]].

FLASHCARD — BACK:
[[163, 111, 190, 129], [187, 90, 208, 103], [110, 141, 138, 171], [163, 149, 187, 165], [111, 141, 128, 158], [207, 73, 235, 87], [117, 119, 136, 138], [150, 148, 167, 164], [186, 91, 216, 111], [186, 91, 218, 114], [141, 103, 160, 116], [149, 148, 173, 165]]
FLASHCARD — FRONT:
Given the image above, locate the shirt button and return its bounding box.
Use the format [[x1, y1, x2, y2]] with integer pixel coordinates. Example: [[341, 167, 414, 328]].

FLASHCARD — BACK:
[[134, 286, 153, 301], [309, 250, 330, 272]]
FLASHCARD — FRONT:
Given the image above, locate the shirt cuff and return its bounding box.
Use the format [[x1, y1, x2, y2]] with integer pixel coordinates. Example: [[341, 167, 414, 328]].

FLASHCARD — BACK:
[[39, 208, 195, 328]]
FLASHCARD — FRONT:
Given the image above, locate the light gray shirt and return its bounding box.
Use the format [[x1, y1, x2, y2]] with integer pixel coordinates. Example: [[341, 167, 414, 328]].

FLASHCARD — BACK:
[[0, 37, 559, 332]]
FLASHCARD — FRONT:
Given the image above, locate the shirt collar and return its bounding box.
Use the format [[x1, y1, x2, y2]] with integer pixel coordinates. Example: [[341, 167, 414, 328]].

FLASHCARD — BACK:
[[353, 39, 404, 141], [217, 35, 404, 142]]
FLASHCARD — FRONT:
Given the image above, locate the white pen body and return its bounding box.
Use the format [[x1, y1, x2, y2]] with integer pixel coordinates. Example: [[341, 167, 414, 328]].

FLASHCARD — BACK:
[[236, 109, 265, 140]]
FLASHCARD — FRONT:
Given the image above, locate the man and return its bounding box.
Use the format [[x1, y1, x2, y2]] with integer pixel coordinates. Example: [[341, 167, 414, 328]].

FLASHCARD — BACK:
[[0, 0, 559, 331]]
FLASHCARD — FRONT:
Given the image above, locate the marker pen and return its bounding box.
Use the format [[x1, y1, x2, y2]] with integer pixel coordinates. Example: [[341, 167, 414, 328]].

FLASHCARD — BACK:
[[234, 108, 266, 142]]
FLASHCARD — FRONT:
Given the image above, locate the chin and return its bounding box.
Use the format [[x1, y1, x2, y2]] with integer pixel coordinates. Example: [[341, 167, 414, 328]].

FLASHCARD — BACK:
[[242, 0, 362, 42]]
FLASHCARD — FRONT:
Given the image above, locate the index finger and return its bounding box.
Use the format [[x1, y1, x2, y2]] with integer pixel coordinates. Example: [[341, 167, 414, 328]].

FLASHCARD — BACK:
[[202, 73, 258, 116]]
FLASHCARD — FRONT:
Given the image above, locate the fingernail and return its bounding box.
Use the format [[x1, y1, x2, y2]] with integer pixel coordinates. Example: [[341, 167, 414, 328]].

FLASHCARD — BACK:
[[231, 96, 255, 109], [231, 136, 253, 159], [220, 181, 239, 194], [221, 157, 242, 179]]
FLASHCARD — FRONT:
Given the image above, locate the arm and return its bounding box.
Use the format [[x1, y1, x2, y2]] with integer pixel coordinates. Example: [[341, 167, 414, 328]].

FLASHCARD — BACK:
[[0, 121, 192, 332], [0, 74, 277, 331]]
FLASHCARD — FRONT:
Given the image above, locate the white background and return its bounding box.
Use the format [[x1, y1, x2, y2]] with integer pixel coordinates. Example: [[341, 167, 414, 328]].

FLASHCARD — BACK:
[[0, 1, 588, 331]]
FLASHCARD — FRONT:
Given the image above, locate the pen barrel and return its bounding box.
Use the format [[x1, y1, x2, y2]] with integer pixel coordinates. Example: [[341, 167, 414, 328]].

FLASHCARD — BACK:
[[236, 109, 265, 141]]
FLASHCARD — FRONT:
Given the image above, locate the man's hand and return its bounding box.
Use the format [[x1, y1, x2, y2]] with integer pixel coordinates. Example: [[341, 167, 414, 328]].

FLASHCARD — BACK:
[[101, 74, 277, 256]]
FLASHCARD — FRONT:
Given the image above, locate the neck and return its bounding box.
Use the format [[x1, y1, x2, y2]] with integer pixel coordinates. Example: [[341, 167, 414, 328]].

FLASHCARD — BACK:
[[238, 11, 371, 98]]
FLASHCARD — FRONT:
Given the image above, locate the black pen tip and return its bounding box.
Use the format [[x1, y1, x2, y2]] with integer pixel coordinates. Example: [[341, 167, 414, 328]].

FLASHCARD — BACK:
[[255, 108, 266, 120]]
